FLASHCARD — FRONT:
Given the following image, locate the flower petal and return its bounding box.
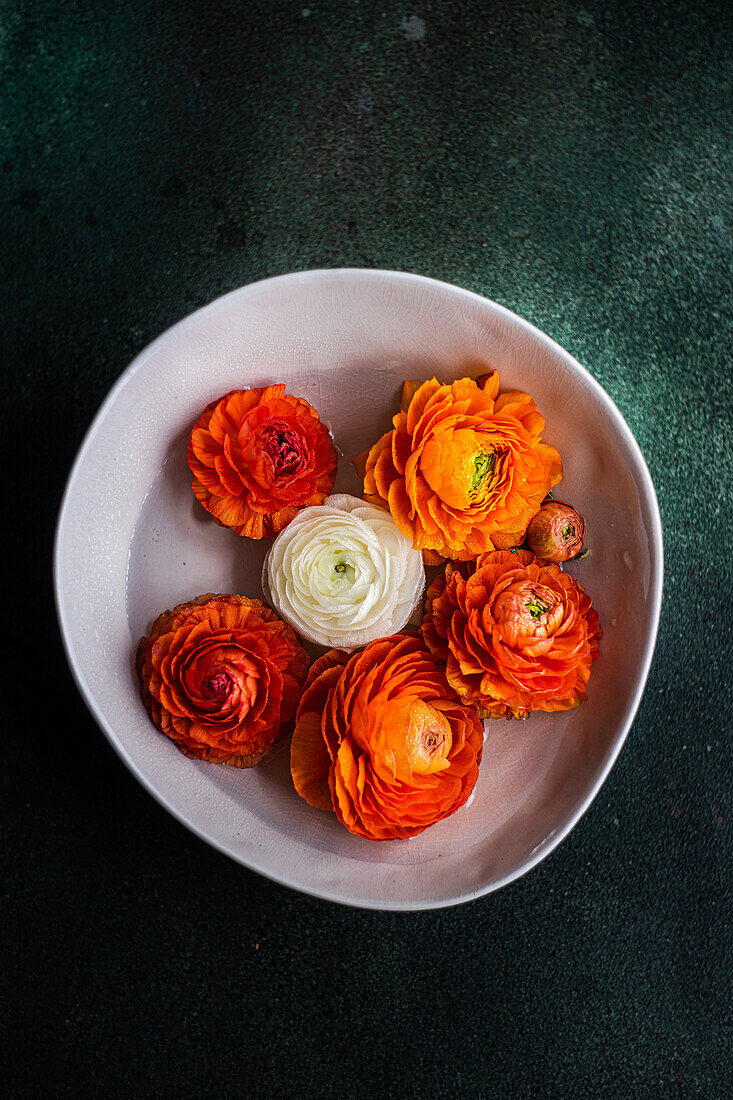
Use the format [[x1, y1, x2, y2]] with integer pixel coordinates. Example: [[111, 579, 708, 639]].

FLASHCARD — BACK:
[[187, 388, 337, 538]]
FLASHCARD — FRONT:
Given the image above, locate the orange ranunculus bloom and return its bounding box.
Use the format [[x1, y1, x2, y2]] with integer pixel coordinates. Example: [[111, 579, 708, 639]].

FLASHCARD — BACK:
[[188, 386, 338, 538], [421, 550, 601, 719], [290, 633, 484, 841], [361, 374, 562, 561], [525, 498, 586, 563], [137, 594, 310, 768]]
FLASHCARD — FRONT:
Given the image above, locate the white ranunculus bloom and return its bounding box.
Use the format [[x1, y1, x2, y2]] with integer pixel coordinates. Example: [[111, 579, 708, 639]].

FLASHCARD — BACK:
[[263, 494, 425, 649]]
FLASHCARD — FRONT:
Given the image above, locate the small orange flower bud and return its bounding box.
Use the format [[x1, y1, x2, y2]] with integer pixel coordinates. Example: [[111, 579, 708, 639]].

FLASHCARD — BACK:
[[525, 499, 586, 563]]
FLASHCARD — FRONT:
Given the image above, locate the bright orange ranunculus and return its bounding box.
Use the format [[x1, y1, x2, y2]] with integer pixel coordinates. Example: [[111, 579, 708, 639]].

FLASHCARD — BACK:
[[361, 374, 562, 561], [421, 550, 601, 719], [290, 633, 484, 841], [137, 594, 310, 767], [188, 386, 338, 538]]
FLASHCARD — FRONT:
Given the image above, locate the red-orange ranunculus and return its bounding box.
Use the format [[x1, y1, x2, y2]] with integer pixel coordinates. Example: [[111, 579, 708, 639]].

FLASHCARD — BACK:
[[361, 374, 562, 561], [525, 498, 586, 563], [290, 633, 484, 841], [188, 386, 338, 538], [421, 550, 601, 719], [137, 594, 310, 767]]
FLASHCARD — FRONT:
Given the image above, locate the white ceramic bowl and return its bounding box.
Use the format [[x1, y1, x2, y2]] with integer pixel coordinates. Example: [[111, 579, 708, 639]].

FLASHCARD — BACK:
[[55, 269, 663, 910]]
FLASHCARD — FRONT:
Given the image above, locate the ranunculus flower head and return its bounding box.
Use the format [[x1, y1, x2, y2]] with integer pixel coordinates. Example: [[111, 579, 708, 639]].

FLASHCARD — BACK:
[[421, 550, 601, 719], [137, 593, 310, 767], [360, 373, 562, 561], [525, 498, 586, 562], [290, 633, 484, 840], [187, 386, 338, 538], [263, 494, 424, 649]]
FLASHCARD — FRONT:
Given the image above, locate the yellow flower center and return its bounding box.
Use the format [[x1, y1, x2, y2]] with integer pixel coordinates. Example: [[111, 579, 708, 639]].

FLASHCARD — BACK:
[[421, 429, 498, 508]]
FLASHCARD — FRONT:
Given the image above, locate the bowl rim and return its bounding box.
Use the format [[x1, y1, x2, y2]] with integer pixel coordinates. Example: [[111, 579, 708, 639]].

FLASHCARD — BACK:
[[54, 267, 664, 910]]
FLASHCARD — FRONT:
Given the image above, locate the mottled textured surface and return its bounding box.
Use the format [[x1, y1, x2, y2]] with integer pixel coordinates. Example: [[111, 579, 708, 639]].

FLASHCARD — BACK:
[[2, 0, 731, 1097]]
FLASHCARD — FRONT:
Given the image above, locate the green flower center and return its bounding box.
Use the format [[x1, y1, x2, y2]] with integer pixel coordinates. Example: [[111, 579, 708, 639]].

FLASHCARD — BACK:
[[561, 524, 574, 540], [525, 595, 549, 620], [470, 451, 496, 494]]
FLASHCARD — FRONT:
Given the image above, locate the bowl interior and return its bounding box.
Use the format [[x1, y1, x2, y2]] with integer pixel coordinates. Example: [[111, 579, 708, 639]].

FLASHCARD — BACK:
[[55, 269, 662, 909]]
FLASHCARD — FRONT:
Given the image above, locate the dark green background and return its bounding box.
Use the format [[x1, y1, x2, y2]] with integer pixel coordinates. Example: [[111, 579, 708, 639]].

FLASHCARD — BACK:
[[3, 1, 731, 1097]]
